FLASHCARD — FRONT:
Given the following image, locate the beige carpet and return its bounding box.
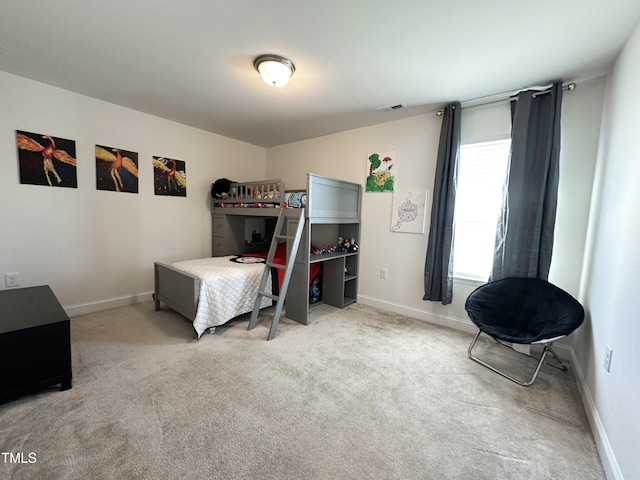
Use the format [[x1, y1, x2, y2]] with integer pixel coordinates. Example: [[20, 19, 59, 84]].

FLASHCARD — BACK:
[[0, 301, 604, 479]]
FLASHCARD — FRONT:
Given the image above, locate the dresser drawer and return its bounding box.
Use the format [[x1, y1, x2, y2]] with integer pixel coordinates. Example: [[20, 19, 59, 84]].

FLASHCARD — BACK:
[[212, 237, 225, 254], [212, 215, 225, 236]]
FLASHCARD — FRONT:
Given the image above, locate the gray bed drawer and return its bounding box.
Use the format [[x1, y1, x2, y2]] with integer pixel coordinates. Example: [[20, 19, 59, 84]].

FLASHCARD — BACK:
[[212, 215, 225, 235], [212, 214, 226, 256]]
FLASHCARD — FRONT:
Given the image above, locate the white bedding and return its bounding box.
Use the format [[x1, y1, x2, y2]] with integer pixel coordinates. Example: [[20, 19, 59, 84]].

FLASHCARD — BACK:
[[171, 256, 272, 337]]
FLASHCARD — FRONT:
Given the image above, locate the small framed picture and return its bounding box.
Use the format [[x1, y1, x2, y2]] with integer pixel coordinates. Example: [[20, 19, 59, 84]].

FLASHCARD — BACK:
[[391, 189, 428, 233], [153, 157, 187, 197], [95, 145, 139, 193], [366, 150, 396, 192], [16, 130, 77, 188]]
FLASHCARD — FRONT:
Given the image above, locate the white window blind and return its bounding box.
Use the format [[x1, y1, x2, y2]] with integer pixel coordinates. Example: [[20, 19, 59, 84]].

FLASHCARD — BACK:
[[453, 139, 511, 281]]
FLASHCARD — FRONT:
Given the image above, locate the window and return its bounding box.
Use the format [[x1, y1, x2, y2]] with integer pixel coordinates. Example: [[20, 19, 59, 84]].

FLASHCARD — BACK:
[[452, 139, 510, 281]]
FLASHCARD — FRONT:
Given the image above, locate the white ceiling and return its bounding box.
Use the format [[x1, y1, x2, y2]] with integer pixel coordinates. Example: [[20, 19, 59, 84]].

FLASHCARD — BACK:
[[1, 1, 639, 148]]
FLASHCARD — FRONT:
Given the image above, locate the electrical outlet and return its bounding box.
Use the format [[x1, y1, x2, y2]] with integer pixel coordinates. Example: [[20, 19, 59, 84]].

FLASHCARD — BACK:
[[5, 272, 20, 288], [604, 345, 613, 372], [380, 268, 388, 280]]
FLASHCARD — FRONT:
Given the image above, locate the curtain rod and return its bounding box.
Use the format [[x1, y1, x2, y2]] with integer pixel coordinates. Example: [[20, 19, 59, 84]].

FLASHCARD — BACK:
[[435, 82, 576, 116]]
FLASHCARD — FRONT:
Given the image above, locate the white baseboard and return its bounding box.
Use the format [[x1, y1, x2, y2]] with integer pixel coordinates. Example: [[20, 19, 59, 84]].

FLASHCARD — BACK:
[[568, 349, 622, 480], [357, 294, 620, 479], [64, 291, 153, 317], [357, 294, 477, 335]]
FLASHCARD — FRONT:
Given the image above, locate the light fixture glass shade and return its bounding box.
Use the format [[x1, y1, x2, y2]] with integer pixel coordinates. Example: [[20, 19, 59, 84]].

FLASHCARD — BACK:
[[254, 54, 295, 87]]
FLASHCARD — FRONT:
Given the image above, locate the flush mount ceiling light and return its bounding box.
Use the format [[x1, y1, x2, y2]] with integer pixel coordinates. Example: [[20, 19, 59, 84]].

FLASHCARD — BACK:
[[254, 54, 295, 87]]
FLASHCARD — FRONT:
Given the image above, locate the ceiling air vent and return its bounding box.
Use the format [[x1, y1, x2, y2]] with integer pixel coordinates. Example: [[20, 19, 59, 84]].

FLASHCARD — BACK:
[[376, 103, 406, 112]]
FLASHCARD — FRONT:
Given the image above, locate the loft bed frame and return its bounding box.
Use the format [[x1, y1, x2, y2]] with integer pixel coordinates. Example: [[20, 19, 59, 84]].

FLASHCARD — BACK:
[[211, 175, 361, 222], [154, 173, 362, 339], [212, 178, 286, 213]]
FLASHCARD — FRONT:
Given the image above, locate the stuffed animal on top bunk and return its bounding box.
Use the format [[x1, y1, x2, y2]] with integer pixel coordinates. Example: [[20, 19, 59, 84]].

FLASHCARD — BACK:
[[284, 191, 306, 208], [211, 178, 235, 199]]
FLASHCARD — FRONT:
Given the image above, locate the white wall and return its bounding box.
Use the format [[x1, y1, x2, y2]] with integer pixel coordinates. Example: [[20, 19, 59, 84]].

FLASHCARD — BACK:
[[0, 32, 632, 479], [267, 114, 478, 331], [266, 81, 604, 335], [550, 77, 605, 296], [574, 19, 640, 480], [0, 71, 265, 314]]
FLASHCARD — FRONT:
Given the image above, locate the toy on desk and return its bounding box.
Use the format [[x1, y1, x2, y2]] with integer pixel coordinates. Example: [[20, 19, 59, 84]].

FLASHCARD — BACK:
[[311, 238, 358, 255], [336, 236, 358, 253], [342, 237, 358, 253]]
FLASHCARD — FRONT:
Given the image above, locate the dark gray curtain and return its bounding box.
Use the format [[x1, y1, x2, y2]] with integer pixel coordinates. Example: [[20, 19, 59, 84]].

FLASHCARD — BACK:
[[491, 82, 563, 281], [423, 102, 461, 304]]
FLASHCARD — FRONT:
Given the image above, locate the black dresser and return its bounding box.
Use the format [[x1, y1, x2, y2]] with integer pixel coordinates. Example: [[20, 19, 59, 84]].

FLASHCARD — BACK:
[[0, 285, 72, 404]]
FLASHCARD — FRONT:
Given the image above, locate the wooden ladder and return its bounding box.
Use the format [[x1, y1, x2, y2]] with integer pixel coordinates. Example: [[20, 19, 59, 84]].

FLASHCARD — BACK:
[[248, 207, 305, 340]]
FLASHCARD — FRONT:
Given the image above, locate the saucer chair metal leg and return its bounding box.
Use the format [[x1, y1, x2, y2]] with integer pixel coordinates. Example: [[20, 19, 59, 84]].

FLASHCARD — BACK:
[[546, 344, 569, 371], [468, 329, 550, 387]]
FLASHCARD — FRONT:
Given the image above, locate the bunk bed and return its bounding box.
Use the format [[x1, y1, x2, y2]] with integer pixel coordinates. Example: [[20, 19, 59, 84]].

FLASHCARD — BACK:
[[154, 174, 362, 339]]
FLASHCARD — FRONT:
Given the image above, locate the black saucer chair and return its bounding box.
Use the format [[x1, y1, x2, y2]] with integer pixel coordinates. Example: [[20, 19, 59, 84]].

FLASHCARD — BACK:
[[465, 277, 584, 386]]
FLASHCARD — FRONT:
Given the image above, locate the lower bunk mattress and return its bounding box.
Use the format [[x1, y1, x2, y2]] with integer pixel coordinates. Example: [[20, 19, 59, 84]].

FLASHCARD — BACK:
[[171, 256, 272, 337]]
